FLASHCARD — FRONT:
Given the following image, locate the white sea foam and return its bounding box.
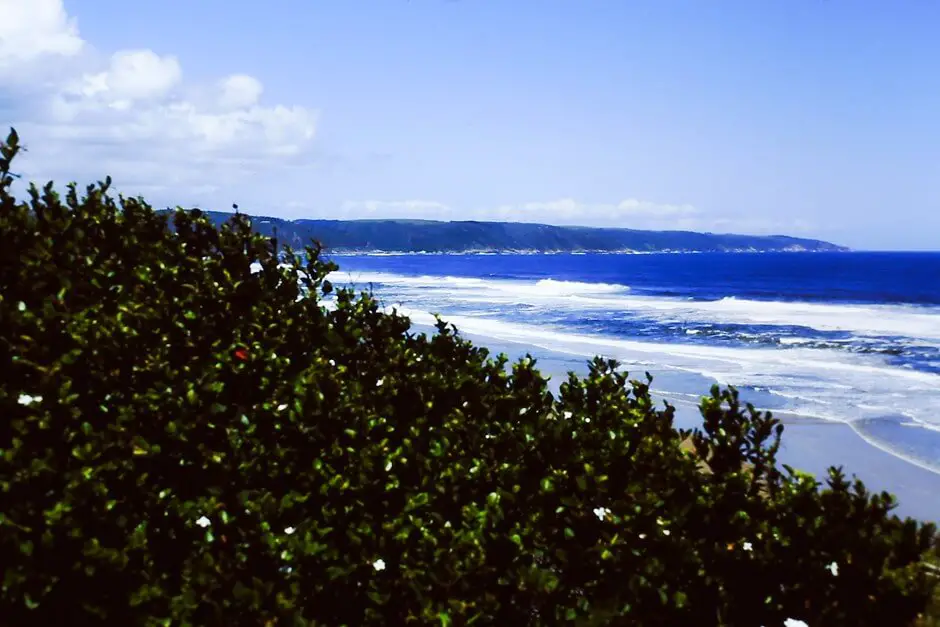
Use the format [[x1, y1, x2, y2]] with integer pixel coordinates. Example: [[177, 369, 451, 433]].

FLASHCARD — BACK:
[[335, 272, 629, 298], [331, 271, 940, 343], [389, 303, 940, 429], [325, 270, 940, 471]]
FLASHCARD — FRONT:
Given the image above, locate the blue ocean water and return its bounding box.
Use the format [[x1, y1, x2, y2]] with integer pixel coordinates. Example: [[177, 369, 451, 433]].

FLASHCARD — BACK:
[[326, 252, 940, 481]]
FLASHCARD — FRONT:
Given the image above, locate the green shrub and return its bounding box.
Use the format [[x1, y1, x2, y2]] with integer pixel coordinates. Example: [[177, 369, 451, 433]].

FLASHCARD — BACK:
[[0, 128, 937, 626]]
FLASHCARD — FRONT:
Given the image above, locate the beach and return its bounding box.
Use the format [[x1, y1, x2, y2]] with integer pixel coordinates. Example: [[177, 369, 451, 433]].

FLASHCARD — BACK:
[[332, 251, 940, 524], [456, 330, 940, 523]]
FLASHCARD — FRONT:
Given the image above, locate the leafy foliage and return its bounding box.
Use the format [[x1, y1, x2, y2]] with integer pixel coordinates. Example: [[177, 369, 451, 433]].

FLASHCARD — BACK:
[[915, 550, 940, 627], [0, 128, 937, 626]]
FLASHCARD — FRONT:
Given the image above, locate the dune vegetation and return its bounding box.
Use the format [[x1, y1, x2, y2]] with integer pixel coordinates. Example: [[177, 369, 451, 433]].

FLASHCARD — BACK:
[[1, 129, 937, 626]]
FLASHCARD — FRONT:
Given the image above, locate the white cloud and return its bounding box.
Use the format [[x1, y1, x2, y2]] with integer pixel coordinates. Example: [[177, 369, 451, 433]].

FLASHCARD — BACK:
[[339, 200, 454, 220], [340, 197, 702, 229], [219, 75, 263, 110], [488, 198, 701, 227], [0, 0, 83, 64], [1, 0, 317, 203], [68, 49, 182, 102]]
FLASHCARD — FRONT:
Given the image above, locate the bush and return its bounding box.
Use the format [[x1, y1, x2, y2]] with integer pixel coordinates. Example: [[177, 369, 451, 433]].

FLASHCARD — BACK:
[[0, 128, 937, 626]]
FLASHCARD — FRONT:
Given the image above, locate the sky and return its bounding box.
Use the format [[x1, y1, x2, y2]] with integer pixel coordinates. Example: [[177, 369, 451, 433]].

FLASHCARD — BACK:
[[1, 0, 938, 250]]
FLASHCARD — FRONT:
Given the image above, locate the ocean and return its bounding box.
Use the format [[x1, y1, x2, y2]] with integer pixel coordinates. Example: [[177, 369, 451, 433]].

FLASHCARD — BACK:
[[325, 251, 940, 520]]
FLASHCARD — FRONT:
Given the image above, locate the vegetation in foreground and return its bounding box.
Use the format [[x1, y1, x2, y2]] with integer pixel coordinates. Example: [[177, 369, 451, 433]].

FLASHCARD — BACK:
[[0, 129, 937, 626]]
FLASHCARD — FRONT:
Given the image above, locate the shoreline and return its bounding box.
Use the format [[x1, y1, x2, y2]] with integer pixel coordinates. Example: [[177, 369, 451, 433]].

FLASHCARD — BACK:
[[435, 326, 940, 523], [326, 248, 847, 256]]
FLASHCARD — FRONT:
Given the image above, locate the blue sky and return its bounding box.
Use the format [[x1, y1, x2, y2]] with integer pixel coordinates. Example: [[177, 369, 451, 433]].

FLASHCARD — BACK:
[[2, 0, 939, 249]]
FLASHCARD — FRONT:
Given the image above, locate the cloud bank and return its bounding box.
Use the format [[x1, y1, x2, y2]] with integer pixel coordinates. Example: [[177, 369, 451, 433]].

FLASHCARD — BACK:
[[338, 198, 810, 233], [0, 0, 317, 201]]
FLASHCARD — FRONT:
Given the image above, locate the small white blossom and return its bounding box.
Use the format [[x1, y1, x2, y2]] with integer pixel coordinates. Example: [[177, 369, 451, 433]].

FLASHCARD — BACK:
[[328, 359, 336, 366], [385, 461, 393, 471], [284, 527, 295, 535], [827, 561, 839, 576], [376, 378, 384, 387], [372, 558, 386, 571], [638, 533, 647, 540], [249, 262, 263, 274], [563, 411, 573, 419], [196, 516, 211, 528], [783, 620, 809, 627], [662, 529, 671, 536], [277, 403, 289, 412], [742, 542, 753, 552], [593, 506, 610, 520], [17, 394, 42, 406]]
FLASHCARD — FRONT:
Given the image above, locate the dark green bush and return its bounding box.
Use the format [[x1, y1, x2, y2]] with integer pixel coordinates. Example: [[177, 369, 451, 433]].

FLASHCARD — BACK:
[[0, 128, 937, 626]]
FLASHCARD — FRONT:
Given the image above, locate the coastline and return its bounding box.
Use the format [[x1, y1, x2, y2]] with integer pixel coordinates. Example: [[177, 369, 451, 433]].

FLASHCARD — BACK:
[[431, 325, 940, 523], [326, 247, 846, 256]]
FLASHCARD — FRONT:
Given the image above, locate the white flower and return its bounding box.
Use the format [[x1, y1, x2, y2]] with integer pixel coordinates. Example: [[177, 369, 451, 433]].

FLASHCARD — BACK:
[[277, 403, 289, 412], [376, 378, 384, 387], [783, 619, 809, 627], [17, 394, 42, 405], [742, 542, 753, 552], [593, 506, 610, 520], [372, 558, 386, 571], [662, 529, 671, 536], [563, 411, 573, 419], [249, 262, 263, 274], [284, 526, 295, 535], [385, 461, 393, 471], [328, 359, 336, 366], [195, 516, 211, 528], [638, 533, 647, 540], [827, 561, 839, 576]]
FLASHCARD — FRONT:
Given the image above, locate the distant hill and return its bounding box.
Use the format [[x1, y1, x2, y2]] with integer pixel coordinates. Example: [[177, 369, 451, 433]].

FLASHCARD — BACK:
[[161, 210, 848, 253]]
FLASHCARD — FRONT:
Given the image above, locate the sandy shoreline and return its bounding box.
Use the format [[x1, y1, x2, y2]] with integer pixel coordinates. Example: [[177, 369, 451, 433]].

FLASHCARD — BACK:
[[436, 327, 940, 523]]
